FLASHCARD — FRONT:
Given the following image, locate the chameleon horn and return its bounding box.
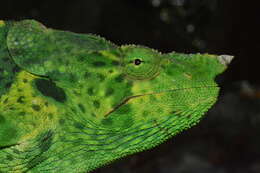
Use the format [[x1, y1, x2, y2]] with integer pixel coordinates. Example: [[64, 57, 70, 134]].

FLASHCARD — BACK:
[[217, 55, 234, 66]]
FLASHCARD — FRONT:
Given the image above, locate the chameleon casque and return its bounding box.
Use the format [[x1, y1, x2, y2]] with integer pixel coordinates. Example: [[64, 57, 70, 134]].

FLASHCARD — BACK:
[[0, 19, 233, 172]]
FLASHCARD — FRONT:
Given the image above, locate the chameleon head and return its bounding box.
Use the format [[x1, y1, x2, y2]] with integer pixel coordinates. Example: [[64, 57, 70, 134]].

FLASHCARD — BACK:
[[4, 18, 233, 137], [0, 19, 234, 172], [97, 45, 233, 132], [5, 20, 233, 131]]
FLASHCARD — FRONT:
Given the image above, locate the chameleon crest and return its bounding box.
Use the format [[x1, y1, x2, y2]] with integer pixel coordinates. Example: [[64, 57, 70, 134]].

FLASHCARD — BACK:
[[0, 20, 233, 172]]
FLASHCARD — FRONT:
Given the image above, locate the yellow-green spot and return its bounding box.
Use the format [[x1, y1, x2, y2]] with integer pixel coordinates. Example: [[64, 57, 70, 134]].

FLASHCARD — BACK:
[[0, 20, 4, 27]]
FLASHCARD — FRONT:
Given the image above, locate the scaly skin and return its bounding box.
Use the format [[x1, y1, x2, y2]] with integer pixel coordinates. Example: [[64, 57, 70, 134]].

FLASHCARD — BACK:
[[0, 20, 233, 173]]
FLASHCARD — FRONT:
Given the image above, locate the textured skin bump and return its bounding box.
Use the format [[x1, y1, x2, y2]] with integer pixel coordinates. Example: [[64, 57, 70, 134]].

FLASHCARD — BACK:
[[7, 20, 116, 78], [0, 19, 232, 173]]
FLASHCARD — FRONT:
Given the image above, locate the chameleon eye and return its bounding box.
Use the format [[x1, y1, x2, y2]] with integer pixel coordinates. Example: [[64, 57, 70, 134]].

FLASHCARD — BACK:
[[121, 46, 162, 80], [134, 58, 143, 65]]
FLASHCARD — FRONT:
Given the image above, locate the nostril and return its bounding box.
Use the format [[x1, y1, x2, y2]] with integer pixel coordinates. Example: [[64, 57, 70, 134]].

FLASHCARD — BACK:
[[217, 55, 234, 66]]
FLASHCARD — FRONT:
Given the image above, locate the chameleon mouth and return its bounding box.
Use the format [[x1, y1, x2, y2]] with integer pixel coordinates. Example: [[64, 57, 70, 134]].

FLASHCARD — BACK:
[[104, 94, 145, 117], [104, 85, 218, 117]]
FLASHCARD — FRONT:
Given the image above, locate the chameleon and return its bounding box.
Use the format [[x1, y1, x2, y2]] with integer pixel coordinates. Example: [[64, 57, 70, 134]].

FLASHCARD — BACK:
[[0, 19, 233, 173]]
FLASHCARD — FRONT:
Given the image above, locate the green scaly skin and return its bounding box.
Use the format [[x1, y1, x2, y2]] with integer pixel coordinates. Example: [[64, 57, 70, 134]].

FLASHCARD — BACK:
[[0, 20, 233, 173]]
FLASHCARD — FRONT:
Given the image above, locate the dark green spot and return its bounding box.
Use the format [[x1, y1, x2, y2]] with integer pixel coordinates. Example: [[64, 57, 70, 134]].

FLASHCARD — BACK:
[[74, 138, 84, 143], [68, 73, 77, 83], [71, 107, 77, 113], [105, 87, 114, 96], [39, 130, 53, 153], [74, 122, 84, 129], [161, 64, 167, 69], [59, 119, 65, 125], [35, 79, 66, 103], [17, 96, 25, 103], [117, 104, 131, 114], [6, 155, 13, 161], [3, 98, 8, 104], [84, 71, 92, 78], [31, 122, 36, 127], [123, 117, 134, 128], [0, 115, 5, 124], [2, 57, 10, 62], [26, 156, 47, 170], [101, 118, 113, 126], [19, 112, 26, 116], [73, 90, 80, 96], [127, 81, 133, 88], [93, 100, 100, 109], [93, 61, 106, 67], [115, 74, 124, 83], [12, 148, 20, 154], [170, 110, 181, 116], [142, 111, 149, 117], [166, 69, 173, 75], [23, 79, 28, 83], [32, 105, 41, 111], [12, 66, 20, 73], [48, 113, 53, 119], [78, 103, 86, 113], [77, 55, 85, 62], [97, 73, 105, 81], [149, 95, 157, 102], [5, 82, 12, 89], [9, 107, 15, 111], [111, 60, 120, 65], [87, 87, 94, 96]]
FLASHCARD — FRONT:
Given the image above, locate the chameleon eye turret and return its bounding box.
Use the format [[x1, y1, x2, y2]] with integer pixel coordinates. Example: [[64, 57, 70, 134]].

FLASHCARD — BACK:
[[0, 20, 234, 173], [120, 45, 162, 80]]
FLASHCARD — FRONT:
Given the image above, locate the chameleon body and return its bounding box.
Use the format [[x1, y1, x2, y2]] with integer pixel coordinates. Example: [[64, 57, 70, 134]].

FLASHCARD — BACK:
[[0, 19, 233, 172]]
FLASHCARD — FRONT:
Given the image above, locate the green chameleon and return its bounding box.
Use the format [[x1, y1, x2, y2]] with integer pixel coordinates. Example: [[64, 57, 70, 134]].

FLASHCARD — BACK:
[[0, 19, 233, 173]]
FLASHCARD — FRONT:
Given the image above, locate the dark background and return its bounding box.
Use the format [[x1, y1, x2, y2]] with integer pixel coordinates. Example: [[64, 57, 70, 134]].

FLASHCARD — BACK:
[[1, 0, 260, 173]]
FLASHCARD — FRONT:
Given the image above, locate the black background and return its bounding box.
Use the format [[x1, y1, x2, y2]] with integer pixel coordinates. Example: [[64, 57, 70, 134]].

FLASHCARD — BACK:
[[1, 0, 260, 173]]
